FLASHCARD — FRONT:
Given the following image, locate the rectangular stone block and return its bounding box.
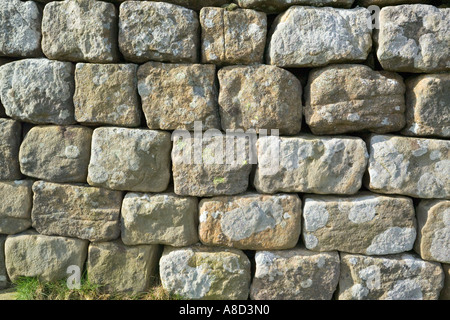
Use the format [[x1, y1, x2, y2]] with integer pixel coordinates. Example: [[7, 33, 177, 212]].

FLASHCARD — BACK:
[[305, 64, 405, 135], [31, 181, 122, 242], [366, 135, 450, 199], [0, 236, 7, 289], [88, 127, 172, 192], [254, 135, 368, 194], [251, 247, 340, 300], [0, 119, 21, 181], [0, 180, 33, 235], [74, 63, 141, 127], [237, 0, 354, 13], [338, 253, 444, 300], [19, 125, 92, 183], [137, 62, 220, 130], [200, 7, 267, 65], [302, 193, 416, 255], [199, 193, 302, 250], [266, 6, 372, 67], [121, 192, 198, 247]]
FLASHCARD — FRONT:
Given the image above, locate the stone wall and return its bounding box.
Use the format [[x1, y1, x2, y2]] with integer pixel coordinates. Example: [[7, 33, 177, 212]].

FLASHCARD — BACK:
[[0, 0, 449, 300]]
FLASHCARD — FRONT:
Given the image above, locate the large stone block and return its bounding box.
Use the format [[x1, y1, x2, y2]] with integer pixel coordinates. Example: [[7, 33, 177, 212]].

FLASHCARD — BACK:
[[42, 0, 119, 63], [32, 181, 122, 242], [302, 193, 416, 255], [160, 245, 251, 300], [0, 236, 7, 289], [266, 6, 372, 67], [200, 7, 267, 65], [366, 135, 450, 199], [236, 0, 354, 13], [87, 240, 161, 294], [119, 1, 199, 63], [338, 253, 444, 300], [5, 230, 88, 282], [0, 59, 75, 125], [74, 63, 141, 127], [121, 192, 198, 247], [218, 65, 302, 135], [0, 119, 21, 181], [88, 127, 171, 192], [250, 247, 340, 300], [199, 193, 302, 250], [305, 64, 405, 135], [377, 5, 450, 73], [254, 135, 368, 194], [137, 62, 220, 131], [19, 126, 92, 183], [0, 180, 33, 235]]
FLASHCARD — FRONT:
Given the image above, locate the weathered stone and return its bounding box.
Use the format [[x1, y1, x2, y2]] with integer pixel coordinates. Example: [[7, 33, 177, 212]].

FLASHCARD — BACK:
[[441, 264, 450, 300], [32, 181, 122, 242], [0, 0, 42, 58], [218, 65, 302, 135], [42, 0, 118, 63], [5, 230, 88, 282], [87, 240, 161, 294], [19, 126, 92, 183], [402, 74, 450, 138], [305, 64, 406, 135], [377, 5, 450, 73], [172, 135, 253, 196], [266, 6, 372, 67], [119, 1, 199, 63], [338, 253, 444, 300], [121, 193, 198, 246], [254, 135, 368, 194], [88, 127, 171, 192], [0, 59, 75, 125], [0, 119, 21, 180], [302, 193, 416, 255], [199, 193, 302, 250], [0, 236, 7, 289], [74, 63, 141, 127], [236, 0, 354, 13], [200, 7, 267, 65], [415, 200, 450, 264], [137, 62, 220, 131], [160, 245, 251, 300], [366, 135, 450, 199], [251, 247, 340, 300], [0, 180, 33, 235]]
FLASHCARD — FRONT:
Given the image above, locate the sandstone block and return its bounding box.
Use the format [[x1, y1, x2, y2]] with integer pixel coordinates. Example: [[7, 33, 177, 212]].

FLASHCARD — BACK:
[[236, 0, 354, 13], [441, 264, 450, 300], [0, 180, 33, 235], [0, 236, 7, 289], [0, 119, 21, 180]]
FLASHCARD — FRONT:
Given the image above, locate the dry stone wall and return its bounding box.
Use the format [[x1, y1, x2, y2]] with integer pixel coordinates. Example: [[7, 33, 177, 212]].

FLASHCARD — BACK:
[[0, 0, 449, 300]]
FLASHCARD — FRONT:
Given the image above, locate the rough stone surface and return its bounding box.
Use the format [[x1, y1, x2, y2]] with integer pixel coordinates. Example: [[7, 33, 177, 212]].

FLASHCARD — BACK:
[[74, 63, 141, 127], [5, 230, 88, 282], [199, 193, 302, 250], [415, 200, 450, 264], [87, 240, 161, 294], [119, 1, 199, 63], [32, 181, 122, 242], [366, 135, 450, 199], [0, 59, 75, 125], [42, 0, 119, 63], [172, 135, 253, 196], [441, 264, 450, 300], [0, 180, 33, 235], [0, 0, 42, 58], [250, 247, 340, 300], [19, 126, 93, 183], [377, 5, 450, 73], [218, 65, 302, 135], [121, 192, 199, 247], [137, 62, 220, 130], [402, 73, 450, 138], [254, 135, 368, 194], [266, 6, 372, 67], [200, 7, 267, 65], [305, 64, 406, 135], [0, 236, 7, 289], [236, 0, 354, 13], [302, 193, 416, 255], [160, 245, 251, 300], [338, 253, 444, 300], [0, 119, 21, 180], [88, 127, 171, 192]]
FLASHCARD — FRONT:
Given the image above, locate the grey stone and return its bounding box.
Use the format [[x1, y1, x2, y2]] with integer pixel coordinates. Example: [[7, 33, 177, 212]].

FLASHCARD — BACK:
[[0, 236, 7, 289], [0, 119, 21, 181], [0, 180, 33, 235]]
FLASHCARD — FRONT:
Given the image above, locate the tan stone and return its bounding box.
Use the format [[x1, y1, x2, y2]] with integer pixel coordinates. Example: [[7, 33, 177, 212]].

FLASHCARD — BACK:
[[0, 180, 33, 235], [0, 119, 21, 180]]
